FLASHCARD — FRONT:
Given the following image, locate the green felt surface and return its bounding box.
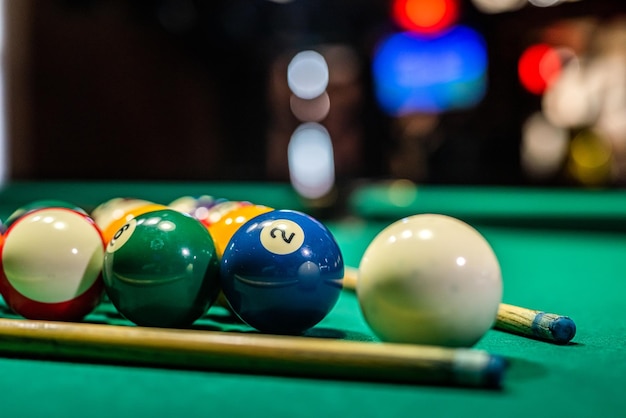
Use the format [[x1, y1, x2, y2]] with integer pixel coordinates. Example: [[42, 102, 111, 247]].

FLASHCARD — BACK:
[[330, 219, 626, 418], [0, 182, 625, 417], [350, 181, 626, 229]]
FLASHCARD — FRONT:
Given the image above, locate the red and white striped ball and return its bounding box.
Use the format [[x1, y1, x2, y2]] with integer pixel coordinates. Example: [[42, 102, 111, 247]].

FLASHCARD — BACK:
[[0, 207, 105, 321]]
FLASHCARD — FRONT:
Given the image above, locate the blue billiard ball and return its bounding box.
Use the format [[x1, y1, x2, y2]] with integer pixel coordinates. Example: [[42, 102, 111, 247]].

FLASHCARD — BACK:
[[220, 209, 344, 334]]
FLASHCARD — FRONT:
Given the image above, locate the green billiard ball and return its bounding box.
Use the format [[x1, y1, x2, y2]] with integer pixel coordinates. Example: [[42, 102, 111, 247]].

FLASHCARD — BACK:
[[102, 208, 220, 327]]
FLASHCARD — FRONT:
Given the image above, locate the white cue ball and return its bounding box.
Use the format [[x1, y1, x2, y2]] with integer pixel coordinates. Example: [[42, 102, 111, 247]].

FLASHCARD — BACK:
[[357, 214, 502, 347]]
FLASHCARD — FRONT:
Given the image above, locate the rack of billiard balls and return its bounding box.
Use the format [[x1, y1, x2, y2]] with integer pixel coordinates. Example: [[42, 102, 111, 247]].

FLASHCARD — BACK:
[[0, 196, 576, 388]]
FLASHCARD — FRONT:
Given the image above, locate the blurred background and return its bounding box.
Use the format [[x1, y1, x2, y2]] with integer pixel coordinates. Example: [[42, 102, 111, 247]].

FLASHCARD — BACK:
[[2, 0, 626, 200]]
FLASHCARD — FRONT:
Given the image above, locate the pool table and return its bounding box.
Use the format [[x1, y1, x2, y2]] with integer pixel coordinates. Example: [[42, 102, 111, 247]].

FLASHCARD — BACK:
[[0, 180, 624, 418]]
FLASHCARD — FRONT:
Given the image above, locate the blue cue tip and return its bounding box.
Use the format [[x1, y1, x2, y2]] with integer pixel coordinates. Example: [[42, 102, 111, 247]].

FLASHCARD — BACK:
[[531, 313, 577, 344], [485, 355, 508, 388]]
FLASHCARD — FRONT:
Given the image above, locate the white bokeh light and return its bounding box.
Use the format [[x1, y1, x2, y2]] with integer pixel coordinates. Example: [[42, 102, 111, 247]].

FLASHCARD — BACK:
[[528, 0, 561, 7], [287, 50, 329, 100], [471, 0, 526, 14], [521, 112, 569, 179], [288, 122, 335, 199], [542, 58, 601, 128]]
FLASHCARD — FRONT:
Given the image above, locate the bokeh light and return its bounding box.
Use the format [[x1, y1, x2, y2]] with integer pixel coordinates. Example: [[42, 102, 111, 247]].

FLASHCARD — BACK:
[[392, 0, 459, 34], [290, 92, 330, 123], [387, 179, 418, 207], [288, 122, 335, 199], [542, 56, 601, 128], [518, 43, 562, 95], [287, 50, 329, 100], [521, 112, 569, 179], [567, 129, 612, 186], [593, 55, 626, 143], [528, 0, 561, 7], [471, 0, 526, 14], [372, 26, 487, 115]]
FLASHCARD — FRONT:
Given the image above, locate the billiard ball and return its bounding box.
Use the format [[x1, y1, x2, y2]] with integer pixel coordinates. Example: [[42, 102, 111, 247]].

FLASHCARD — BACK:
[[208, 204, 274, 311], [357, 214, 502, 348], [168, 195, 213, 213], [2, 199, 87, 232], [220, 209, 344, 334], [169, 195, 226, 226], [102, 208, 220, 327], [197, 200, 252, 228], [203, 200, 252, 227], [100, 203, 169, 244], [91, 197, 153, 232], [208, 204, 274, 257], [167, 194, 218, 221], [0, 207, 105, 321]]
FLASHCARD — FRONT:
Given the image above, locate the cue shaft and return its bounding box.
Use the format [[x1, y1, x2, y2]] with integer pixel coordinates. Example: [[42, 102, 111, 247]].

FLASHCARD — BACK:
[[0, 317, 504, 388], [342, 267, 576, 344]]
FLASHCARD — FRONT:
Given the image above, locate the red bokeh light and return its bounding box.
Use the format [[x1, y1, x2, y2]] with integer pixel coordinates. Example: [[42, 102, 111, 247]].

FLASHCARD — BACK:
[[392, 0, 459, 34], [518, 44, 562, 95]]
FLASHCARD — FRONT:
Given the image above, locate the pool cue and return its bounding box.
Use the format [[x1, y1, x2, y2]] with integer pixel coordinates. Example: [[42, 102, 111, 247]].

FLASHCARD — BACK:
[[342, 267, 576, 344], [495, 303, 576, 345], [0, 317, 506, 389]]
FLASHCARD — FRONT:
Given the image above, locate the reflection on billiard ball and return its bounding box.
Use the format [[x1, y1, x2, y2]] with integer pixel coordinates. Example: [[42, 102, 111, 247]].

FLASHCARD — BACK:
[[2, 199, 87, 232], [0, 207, 105, 321], [102, 208, 220, 328], [220, 209, 344, 335], [357, 214, 503, 348]]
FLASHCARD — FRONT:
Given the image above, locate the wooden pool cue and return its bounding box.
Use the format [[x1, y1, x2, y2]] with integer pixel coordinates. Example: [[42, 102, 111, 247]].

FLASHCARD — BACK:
[[0, 317, 506, 389], [342, 267, 576, 345], [495, 303, 576, 345]]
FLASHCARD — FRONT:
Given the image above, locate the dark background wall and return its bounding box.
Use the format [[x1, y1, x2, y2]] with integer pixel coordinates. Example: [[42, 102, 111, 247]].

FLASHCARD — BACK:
[[5, 0, 626, 186]]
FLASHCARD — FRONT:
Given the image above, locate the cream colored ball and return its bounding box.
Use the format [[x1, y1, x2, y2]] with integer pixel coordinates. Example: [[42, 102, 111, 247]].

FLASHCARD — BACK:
[[357, 214, 502, 347]]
